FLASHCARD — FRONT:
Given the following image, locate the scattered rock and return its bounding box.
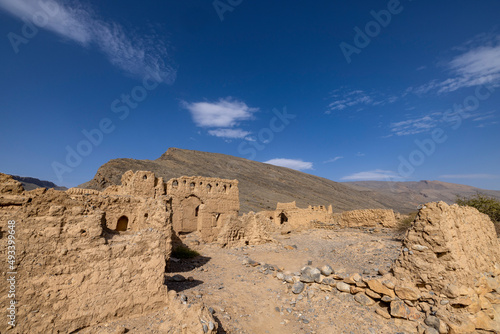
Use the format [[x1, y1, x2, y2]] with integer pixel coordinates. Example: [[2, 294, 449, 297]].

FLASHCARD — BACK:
[[366, 279, 395, 298], [321, 277, 336, 286], [336, 282, 351, 293], [375, 308, 391, 319], [292, 281, 305, 294], [354, 293, 375, 306], [300, 266, 321, 283], [320, 265, 334, 276], [172, 274, 186, 282], [365, 289, 381, 300], [395, 285, 421, 301], [390, 300, 422, 321]]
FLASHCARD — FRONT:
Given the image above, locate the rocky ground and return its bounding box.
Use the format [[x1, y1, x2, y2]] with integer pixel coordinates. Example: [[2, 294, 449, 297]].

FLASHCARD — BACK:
[[79, 227, 438, 333]]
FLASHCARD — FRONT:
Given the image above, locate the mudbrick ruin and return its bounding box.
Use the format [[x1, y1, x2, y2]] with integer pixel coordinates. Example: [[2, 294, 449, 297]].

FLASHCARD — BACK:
[[1, 171, 500, 333]]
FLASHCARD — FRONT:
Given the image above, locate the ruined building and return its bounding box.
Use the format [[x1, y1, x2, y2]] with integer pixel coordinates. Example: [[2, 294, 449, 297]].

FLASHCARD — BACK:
[[69, 170, 239, 243], [0, 171, 237, 333], [262, 201, 334, 230]]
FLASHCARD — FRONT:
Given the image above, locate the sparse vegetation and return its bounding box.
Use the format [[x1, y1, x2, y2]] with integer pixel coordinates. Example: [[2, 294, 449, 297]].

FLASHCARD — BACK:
[[455, 193, 500, 222], [397, 211, 418, 233], [456, 193, 500, 236], [172, 246, 200, 259]]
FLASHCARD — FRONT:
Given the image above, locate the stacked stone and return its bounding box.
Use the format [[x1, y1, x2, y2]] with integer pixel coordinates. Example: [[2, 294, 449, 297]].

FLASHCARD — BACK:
[[270, 264, 500, 333]]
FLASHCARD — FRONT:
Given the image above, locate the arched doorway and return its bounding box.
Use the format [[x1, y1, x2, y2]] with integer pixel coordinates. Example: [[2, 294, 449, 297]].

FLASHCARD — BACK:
[[180, 196, 202, 232], [116, 216, 129, 231], [279, 212, 288, 225]]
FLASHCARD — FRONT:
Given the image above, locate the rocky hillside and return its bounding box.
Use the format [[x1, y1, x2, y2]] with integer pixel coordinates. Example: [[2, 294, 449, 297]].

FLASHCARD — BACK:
[[343, 180, 500, 212], [79, 148, 404, 213], [80, 148, 500, 214], [9, 175, 67, 191]]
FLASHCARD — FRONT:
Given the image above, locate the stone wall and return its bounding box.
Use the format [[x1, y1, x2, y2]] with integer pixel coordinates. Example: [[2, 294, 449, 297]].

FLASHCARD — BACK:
[[337, 209, 398, 228]]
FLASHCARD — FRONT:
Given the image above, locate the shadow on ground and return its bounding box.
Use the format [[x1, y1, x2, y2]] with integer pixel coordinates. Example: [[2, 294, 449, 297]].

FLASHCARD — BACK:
[[165, 278, 204, 292]]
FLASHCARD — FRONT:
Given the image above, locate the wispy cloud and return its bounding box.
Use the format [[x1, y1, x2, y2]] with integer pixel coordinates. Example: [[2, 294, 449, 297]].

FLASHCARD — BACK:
[[326, 88, 397, 114], [0, 0, 176, 82], [388, 109, 496, 136], [324, 156, 343, 163], [440, 174, 499, 179], [264, 158, 313, 171], [412, 34, 500, 94], [472, 110, 496, 121], [207, 128, 252, 139], [389, 112, 442, 136], [341, 169, 402, 181]]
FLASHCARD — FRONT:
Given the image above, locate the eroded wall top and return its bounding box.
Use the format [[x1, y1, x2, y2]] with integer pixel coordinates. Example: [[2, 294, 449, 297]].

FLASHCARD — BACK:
[[166, 176, 239, 202]]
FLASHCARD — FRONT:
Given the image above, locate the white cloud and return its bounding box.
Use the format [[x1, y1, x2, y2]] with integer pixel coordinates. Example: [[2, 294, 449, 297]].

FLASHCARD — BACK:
[[326, 88, 398, 114], [264, 158, 313, 171], [207, 128, 252, 139], [0, 0, 175, 83], [413, 34, 500, 94], [324, 156, 343, 163], [182, 97, 258, 128], [341, 169, 402, 181], [440, 174, 499, 179]]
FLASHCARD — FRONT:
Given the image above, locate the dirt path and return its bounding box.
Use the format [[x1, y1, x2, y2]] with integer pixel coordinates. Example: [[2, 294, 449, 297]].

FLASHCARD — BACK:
[[166, 228, 418, 334]]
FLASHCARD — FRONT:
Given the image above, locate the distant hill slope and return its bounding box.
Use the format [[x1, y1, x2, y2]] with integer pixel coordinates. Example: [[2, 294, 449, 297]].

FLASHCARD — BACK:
[[9, 175, 67, 191], [343, 180, 500, 212], [79, 148, 404, 213]]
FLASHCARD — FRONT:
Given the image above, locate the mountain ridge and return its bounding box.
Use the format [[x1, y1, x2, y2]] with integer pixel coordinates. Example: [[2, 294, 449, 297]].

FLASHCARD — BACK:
[[78, 148, 500, 214], [79, 148, 401, 213]]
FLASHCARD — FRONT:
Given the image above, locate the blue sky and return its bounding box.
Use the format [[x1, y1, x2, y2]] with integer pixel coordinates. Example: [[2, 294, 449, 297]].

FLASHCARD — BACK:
[[0, 0, 499, 190]]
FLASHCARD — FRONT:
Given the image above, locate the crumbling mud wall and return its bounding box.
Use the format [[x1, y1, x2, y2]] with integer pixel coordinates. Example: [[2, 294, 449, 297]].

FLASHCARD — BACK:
[[0, 173, 24, 195], [338, 209, 398, 228], [104, 170, 167, 198], [394, 201, 500, 292], [390, 201, 500, 333], [0, 188, 169, 333], [67, 171, 173, 260], [217, 212, 276, 247], [267, 201, 333, 230], [167, 176, 240, 243]]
